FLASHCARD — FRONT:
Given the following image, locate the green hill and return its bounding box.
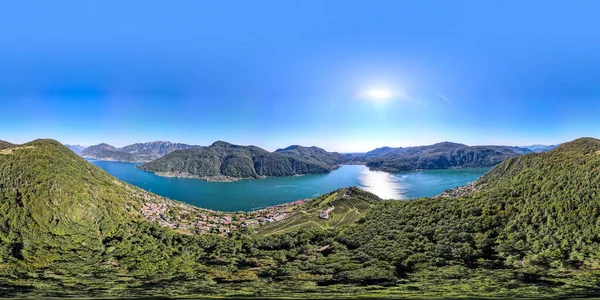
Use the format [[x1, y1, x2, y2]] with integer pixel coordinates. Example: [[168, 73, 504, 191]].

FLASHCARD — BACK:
[[274, 145, 347, 166], [337, 138, 600, 293], [4, 138, 600, 298], [138, 141, 340, 180], [365, 142, 522, 172], [0, 140, 225, 296], [0, 140, 169, 267], [0, 140, 15, 150]]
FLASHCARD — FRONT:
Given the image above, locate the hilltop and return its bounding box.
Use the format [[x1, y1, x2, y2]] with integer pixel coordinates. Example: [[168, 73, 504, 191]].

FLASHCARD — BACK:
[[274, 145, 347, 166], [138, 141, 342, 181], [0, 140, 15, 149], [0, 139, 146, 269], [80, 141, 201, 162], [3, 138, 600, 297]]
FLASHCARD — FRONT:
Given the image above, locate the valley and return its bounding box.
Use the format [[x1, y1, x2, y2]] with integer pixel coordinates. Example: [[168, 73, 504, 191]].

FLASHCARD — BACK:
[[2, 1, 594, 297], [89, 160, 489, 211], [1, 137, 600, 298]]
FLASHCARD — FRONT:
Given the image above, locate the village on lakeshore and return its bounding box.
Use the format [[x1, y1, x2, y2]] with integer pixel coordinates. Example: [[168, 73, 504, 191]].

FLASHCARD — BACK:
[[140, 190, 313, 236], [138, 182, 478, 236], [437, 182, 480, 198]]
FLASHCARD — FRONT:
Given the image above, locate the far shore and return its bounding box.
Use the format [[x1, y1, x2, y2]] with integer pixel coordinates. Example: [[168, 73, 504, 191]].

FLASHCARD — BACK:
[[82, 156, 150, 163], [137, 167, 352, 182], [151, 171, 257, 182]]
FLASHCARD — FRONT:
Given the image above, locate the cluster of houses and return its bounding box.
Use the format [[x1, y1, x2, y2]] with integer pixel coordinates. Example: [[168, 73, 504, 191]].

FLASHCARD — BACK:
[[140, 192, 310, 236], [437, 182, 478, 198]]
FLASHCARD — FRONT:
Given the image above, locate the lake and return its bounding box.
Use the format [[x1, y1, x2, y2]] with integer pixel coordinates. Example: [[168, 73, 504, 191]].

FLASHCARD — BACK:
[[89, 160, 490, 211]]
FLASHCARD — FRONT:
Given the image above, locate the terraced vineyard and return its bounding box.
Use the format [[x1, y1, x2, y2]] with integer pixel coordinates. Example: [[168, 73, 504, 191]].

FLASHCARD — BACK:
[[256, 187, 380, 236]]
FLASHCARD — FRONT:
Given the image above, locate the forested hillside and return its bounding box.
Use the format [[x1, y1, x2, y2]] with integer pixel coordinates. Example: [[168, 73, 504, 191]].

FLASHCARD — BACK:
[[275, 145, 347, 166], [0, 140, 154, 268], [365, 142, 522, 172], [138, 141, 340, 180], [3, 138, 600, 298], [343, 138, 600, 291]]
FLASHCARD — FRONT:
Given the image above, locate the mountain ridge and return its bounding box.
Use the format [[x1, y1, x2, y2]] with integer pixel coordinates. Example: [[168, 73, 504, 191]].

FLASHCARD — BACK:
[[521, 144, 559, 152], [64, 144, 87, 154], [0, 140, 15, 149], [138, 141, 341, 181], [274, 144, 347, 166], [80, 141, 202, 162]]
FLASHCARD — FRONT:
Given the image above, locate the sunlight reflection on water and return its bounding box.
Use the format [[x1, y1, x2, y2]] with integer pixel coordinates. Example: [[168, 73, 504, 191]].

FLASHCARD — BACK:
[[358, 167, 406, 200]]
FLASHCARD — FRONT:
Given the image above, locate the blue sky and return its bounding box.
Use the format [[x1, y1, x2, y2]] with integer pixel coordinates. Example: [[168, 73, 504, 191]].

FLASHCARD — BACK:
[[1, 0, 600, 152]]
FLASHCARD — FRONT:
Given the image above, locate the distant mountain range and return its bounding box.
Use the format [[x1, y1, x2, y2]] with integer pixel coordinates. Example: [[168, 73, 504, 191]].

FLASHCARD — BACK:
[[80, 141, 202, 162], [521, 144, 559, 152], [64, 144, 87, 154], [76, 139, 560, 176], [138, 141, 342, 181], [501, 146, 535, 155]]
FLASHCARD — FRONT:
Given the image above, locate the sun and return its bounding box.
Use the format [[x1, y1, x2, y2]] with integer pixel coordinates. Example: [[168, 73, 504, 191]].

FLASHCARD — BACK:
[[365, 88, 393, 101]]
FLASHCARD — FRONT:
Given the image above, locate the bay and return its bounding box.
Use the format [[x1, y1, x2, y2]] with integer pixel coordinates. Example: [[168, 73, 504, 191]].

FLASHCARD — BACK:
[[89, 160, 489, 211]]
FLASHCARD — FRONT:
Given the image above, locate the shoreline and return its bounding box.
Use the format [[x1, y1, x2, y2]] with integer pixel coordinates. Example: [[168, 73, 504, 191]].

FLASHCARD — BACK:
[[369, 165, 494, 174], [82, 156, 150, 163], [137, 167, 344, 182], [151, 171, 260, 182]]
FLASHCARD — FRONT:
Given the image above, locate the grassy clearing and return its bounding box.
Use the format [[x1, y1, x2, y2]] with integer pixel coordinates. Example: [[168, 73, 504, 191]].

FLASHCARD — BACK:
[[256, 188, 376, 236], [0, 146, 35, 155]]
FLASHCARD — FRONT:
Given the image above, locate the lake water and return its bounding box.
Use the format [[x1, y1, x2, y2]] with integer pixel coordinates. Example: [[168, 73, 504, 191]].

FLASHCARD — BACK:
[[89, 160, 489, 211]]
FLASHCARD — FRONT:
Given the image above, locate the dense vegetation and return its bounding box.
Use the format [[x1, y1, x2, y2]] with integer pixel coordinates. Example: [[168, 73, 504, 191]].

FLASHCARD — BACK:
[[2, 138, 600, 298], [80, 141, 201, 162], [138, 141, 341, 180], [365, 142, 523, 172], [274, 145, 347, 166]]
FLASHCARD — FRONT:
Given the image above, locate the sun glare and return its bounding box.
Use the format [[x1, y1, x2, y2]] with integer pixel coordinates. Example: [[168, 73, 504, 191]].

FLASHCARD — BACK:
[[365, 88, 393, 101]]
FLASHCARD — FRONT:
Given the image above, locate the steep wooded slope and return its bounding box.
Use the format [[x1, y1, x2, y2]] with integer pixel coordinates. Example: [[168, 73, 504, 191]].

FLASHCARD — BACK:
[[138, 141, 338, 180], [365, 142, 522, 172]]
